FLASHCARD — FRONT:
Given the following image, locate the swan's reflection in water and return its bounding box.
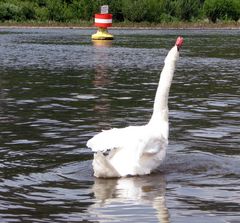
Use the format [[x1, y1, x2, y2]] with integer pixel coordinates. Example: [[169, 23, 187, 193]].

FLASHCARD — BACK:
[[90, 174, 170, 223]]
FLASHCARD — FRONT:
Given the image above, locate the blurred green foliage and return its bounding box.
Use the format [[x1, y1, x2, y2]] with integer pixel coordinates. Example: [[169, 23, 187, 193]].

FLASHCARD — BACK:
[[0, 0, 239, 23], [203, 0, 240, 22]]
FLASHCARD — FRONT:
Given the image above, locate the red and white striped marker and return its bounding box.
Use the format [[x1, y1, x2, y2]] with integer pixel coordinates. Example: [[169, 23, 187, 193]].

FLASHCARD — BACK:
[[94, 14, 112, 28]]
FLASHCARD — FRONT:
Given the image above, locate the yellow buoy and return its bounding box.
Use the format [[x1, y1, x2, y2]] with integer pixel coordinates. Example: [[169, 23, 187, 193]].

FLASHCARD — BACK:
[[91, 6, 114, 40], [92, 27, 113, 40]]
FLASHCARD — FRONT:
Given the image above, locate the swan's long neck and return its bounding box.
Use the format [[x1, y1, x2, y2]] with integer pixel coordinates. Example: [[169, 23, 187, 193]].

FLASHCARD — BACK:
[[149, 46, 179, 126]]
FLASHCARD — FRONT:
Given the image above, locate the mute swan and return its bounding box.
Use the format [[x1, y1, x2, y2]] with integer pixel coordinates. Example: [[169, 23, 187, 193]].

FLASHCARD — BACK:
[[87, 36, 184, 178]]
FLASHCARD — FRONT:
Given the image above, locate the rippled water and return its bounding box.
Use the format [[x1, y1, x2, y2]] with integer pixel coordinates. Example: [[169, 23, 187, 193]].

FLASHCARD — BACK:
[[0, 28, 239, 222]]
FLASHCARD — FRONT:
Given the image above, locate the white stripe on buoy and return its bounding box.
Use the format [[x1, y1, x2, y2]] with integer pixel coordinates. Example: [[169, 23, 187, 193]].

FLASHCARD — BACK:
[[95, 18, 112, 24]]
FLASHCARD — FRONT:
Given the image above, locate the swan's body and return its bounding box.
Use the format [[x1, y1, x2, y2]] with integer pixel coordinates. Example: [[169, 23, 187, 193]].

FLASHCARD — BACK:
[[87, 37, 183, 178]]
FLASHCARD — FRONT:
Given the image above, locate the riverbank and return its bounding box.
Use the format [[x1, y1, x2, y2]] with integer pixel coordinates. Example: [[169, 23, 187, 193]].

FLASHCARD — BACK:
[[0, 20, 239, 29]]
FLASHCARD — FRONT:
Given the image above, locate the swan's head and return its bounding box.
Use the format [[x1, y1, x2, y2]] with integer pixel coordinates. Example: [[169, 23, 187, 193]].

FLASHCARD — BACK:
[[164, 36, 184, 63], [176, 36, 184, 51]]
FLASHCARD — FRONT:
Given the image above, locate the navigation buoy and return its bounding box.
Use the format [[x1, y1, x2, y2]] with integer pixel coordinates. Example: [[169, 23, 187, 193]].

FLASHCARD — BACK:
[[92, 5, 114, 40]]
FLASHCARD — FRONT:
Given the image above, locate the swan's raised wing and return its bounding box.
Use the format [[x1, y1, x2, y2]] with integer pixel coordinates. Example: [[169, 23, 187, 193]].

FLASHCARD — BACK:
[[87, 126, 144, 152]]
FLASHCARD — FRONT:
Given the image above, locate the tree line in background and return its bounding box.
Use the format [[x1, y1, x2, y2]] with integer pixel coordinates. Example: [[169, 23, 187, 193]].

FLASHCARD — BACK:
[[0, 0, 239, 24]]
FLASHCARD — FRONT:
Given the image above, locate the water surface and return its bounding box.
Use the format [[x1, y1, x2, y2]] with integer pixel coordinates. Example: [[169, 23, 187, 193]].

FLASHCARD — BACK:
[[0, 28, 239, 222]]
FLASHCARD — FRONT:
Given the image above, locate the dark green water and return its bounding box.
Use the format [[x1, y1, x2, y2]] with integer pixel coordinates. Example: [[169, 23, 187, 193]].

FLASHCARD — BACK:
[[0, 28, 239, 223]]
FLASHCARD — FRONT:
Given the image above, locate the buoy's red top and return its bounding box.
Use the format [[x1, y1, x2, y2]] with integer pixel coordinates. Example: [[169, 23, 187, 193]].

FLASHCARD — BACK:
[[94, 14, 112, 28]]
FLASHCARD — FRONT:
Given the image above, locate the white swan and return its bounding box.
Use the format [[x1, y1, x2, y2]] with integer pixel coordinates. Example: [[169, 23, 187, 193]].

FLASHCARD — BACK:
[[87, 36, 184, 178]]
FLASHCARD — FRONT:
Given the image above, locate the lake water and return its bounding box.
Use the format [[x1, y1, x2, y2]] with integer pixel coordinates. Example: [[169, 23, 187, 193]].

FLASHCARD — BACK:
[[0, 28, 239, 223]]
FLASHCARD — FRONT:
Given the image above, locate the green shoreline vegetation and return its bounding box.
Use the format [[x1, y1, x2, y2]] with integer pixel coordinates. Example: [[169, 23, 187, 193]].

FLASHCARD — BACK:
[[0, 0, 239, 29]]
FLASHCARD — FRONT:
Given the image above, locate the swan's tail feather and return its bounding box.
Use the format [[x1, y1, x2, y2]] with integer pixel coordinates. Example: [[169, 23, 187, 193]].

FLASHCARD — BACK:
[[93, 152, 121, 178]]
